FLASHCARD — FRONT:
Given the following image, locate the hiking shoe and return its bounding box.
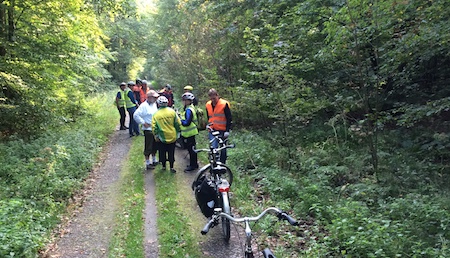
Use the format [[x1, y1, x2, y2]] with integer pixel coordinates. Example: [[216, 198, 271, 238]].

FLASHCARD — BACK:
[[170, 168, 176, 173], [184, 166, 196, 172]]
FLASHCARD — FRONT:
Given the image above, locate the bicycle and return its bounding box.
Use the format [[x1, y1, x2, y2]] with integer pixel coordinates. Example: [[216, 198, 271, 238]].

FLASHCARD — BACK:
[[192, 129, 235, 241], [201, 207, 299, 258]]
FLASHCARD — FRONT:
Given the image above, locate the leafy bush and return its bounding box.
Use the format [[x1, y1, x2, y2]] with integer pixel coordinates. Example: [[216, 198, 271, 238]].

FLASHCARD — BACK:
[[313, 195, 450, 257]]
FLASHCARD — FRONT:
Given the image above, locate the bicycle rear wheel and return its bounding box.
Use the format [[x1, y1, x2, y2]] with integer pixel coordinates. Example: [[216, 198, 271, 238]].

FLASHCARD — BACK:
[[220, 192, 231, 242]]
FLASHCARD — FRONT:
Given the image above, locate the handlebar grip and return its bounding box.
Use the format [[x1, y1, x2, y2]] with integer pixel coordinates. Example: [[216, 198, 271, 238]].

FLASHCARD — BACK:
[[201, 219, 215, 235], [279, 212, 299, 226]]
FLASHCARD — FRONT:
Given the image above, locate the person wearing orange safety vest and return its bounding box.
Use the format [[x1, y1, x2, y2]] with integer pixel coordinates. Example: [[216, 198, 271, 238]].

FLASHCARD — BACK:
[[205, 88, 232, 163]]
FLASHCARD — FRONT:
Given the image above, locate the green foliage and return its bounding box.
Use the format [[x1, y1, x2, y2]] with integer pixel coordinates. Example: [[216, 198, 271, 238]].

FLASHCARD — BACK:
[[0, 0, 111, 137], [228, 130, 450, 257], [0, 199, 57, 258], [319, 195, 450, 257], [0, 92, 117, 256]]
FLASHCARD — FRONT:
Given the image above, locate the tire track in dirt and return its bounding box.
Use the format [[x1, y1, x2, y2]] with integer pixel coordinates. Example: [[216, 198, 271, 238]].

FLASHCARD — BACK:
[[44, 127, 132, 258]]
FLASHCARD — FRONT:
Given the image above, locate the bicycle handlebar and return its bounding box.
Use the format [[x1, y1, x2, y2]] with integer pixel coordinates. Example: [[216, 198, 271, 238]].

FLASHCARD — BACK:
[[200, 207, 298, 235], [193, 143, 235, 154]]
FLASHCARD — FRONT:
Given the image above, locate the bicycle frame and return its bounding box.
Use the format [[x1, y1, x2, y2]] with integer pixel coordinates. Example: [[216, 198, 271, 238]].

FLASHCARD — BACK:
[[193, 129, 235, 241]]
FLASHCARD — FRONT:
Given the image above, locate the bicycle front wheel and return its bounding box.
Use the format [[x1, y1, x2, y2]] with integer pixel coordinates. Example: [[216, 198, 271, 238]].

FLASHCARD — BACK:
[[220, 192, 231, 242]]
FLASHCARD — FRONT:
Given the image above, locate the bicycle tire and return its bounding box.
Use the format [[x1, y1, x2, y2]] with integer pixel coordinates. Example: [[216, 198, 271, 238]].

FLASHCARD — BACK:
[[220, 192, 231, 242]]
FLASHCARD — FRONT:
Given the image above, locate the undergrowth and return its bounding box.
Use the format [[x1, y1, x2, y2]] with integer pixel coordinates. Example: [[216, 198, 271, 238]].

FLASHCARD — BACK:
[[0, 92, 117, 257], [227, 129, 450, 257]]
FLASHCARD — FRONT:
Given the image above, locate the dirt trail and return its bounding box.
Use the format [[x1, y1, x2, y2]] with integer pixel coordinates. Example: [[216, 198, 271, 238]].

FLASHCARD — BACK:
[[44, 124, 243, 257], [45, 127, 132, 258]]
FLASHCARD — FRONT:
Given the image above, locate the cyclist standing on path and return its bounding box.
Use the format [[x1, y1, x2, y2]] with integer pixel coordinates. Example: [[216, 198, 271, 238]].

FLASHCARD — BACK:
[[205, 88, 232, 164], [179, 92, 199, 172], [115, 82, 128, 130], [125, 81, 140, 137], [152, 96, 181, 173], [134, 90, 160, 169], [133, 79, 143, 105], [159, 84, 175, 108]]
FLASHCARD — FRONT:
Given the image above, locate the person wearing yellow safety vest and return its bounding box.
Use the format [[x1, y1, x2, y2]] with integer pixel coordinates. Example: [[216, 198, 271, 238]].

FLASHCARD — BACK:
[[152, 96, 181, 173], [126, 81, 140, 137], [179, 92, 199, 172], [115, 82, 128, 130], [205, 88, 232, 164]]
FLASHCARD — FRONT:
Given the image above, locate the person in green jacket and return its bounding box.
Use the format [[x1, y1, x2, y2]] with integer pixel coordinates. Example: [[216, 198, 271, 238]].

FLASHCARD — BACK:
[[152, 96, 181, 173], [180, 92, 199, 172]]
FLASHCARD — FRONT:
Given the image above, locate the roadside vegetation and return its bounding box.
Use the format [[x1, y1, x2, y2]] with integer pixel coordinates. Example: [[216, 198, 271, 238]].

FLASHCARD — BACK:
[[1, 0, 449, 257], [0, 93, 117, 257]]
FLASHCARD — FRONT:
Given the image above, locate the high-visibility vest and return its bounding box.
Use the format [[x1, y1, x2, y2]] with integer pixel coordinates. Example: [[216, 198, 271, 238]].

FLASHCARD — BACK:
[[117, 90, 125, 107], [124, 88, 136, 108], [205, 98, 229, 131], [180, 105, 198, 137]]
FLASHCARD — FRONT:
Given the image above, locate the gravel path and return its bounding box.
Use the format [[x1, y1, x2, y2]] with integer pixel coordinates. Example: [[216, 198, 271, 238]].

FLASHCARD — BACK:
[[44, 126, 132, 258]]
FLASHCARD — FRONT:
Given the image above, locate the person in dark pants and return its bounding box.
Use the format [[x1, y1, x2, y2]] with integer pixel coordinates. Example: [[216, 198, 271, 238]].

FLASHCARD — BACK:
[[125, 81, 140, 137], [179, 92, 199, 172], [115, 82, 128, 130], [152, 96, 181, 173], [134, 90, 160, 169], [205, 88, 232, 163]]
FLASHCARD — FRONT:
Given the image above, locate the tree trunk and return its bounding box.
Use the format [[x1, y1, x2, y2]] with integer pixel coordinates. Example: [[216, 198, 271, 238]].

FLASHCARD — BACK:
[[0, 1, 6, 56]]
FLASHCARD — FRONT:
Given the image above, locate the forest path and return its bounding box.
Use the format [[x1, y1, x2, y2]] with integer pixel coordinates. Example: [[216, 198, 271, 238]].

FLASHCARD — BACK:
[[44, 125, 132, 257], [44, 123, 243, 257]]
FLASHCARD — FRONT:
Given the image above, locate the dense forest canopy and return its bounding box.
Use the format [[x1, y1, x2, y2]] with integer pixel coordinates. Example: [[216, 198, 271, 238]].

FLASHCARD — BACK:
[[0, 0, 449, 256]]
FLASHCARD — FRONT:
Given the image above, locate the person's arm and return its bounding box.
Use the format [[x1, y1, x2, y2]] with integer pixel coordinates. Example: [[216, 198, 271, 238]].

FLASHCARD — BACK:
[[224, 103, 232, 132], [116, 92, 121, 107], [152, 116, 160, 141], [133, 105, 144, 125], [181, 108, 193, 126], [128, 91, 138, 105], [174, 113, 181, 133]]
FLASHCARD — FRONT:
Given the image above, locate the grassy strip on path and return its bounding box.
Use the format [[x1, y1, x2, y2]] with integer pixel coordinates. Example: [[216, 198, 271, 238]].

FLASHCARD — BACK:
[[108, 137, 145, 258], [109, 136, 203, 257], [153, 156, 204, 257]]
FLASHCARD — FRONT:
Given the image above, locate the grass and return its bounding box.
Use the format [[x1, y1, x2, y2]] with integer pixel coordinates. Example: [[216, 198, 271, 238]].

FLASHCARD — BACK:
[[153, 157, 204, 257], [108, 138, 146, 258], [109, 135, 204, 257]]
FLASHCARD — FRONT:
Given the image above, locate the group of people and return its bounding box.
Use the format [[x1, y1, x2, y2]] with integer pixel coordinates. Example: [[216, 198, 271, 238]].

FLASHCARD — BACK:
[[115, 81, 232, 173]]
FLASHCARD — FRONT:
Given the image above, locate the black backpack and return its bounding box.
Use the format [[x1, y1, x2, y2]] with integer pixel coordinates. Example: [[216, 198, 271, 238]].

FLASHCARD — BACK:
[[192, 175, 218, 218]]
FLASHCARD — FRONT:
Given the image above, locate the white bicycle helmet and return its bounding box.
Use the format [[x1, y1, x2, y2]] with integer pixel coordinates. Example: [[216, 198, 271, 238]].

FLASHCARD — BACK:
[[157, 96, 169, 106], [182, 92, 195, 101]]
